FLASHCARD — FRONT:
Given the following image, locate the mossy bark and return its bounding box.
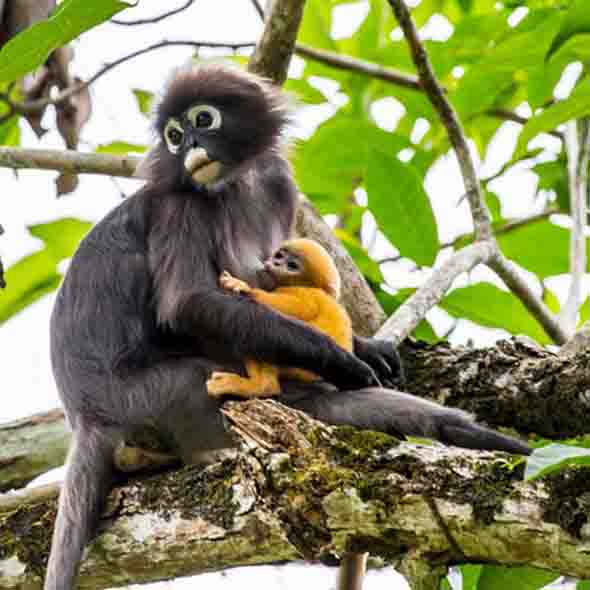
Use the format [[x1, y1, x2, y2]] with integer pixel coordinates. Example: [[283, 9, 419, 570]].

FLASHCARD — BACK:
[[1, 400, 589, 589]]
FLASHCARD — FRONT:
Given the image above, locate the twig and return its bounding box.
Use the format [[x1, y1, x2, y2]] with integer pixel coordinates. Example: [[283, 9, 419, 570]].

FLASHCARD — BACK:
[[376, 241, 496, 345], [558, 118, 590, 335], [487, 108, 564, 141], [111, 0, 196, 25], [387, 0, 492, 242], [249, 0, 265, 19], [5, 40, 256, 114], [295, 43, 422, 91], [488, 253, 568, 344]]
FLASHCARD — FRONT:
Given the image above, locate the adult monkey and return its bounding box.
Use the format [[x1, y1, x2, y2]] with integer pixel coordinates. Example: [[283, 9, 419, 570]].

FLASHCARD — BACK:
[[46, 65, 529, 590]]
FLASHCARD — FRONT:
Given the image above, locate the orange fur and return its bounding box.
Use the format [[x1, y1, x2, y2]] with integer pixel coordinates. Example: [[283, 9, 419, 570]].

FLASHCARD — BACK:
[[207, 240, 352, 398]]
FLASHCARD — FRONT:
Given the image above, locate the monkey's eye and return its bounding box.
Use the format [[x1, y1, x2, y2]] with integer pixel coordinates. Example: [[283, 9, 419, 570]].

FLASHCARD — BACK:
[[164, 119, 184, 154], [287, 261, 299, 272], [187, 105, 222, 131], [274, 251, 284, 260], [168, 128, 183, 146]]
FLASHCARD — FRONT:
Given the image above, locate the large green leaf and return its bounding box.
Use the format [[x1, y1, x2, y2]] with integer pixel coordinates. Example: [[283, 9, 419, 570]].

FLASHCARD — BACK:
[[546, 0, 590, 60], [366, 150, 438, 267], [0, 117, 20, 146], [477, 565, 557, 590], [440, 283, 550, 344], [294, 115, 411, 196], [497, 220, 570, 279], [0, 218, 91, 324], [0, 0, 130, 84], [525, 443, 590, 480], [515, 83, 590, 158]]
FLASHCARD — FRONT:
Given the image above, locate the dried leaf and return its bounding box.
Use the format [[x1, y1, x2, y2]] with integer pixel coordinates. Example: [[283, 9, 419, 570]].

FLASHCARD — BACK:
[[55, 172, 79, 196]]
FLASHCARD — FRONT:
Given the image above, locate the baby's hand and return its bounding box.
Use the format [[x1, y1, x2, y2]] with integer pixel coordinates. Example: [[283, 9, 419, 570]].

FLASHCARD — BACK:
[[219, 271, 252, 294]]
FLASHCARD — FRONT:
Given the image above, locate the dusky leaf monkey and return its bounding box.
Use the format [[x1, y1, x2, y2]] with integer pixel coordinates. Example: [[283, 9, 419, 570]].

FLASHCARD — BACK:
[[46, 64, 529, 590], [207, 238, 353, 398]]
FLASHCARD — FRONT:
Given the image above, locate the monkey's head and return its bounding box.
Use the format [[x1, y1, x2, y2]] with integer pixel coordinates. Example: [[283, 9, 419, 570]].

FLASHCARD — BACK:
[[262, 239, 341, 299], [140, 64, 290, 191]]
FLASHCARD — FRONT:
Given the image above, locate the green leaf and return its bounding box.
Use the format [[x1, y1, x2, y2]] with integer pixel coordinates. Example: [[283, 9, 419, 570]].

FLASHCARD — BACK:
[[543, 288, 560, 314], [525, 443, 590, 480], [477, 565, 557, 590], [0, 218, 92, 324], [515, 84, 590, 158], [440, 283, 550, 344], [284, 78, 326, 105], [546, 0, 590, 61], [132, 89, 154, 117], [578, 581, 590, 590], [460, 564, 482, 590], [335, 230, 383, 285], [96, 141, 147, 154], [0, 0, 130, 84], [366, 150, 438, 267], [0, 117, 20, 146], [497, 220, 570, 279], [294, 115, 411, 196]]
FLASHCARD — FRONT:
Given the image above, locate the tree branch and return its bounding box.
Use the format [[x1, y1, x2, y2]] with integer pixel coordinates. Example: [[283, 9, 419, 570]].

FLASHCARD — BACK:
[[247, 0, 306, 85], [110, 0, 196, 25], [2, 40, 256, 114], [1, 400, 589, 589], [558, 119, 590, 335], [377, 241, 496, 345]]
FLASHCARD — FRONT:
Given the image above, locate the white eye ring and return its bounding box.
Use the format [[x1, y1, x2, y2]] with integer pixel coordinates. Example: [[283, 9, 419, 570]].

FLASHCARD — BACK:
[[187, 104, 222, 130], [164, 119, 184, 154]]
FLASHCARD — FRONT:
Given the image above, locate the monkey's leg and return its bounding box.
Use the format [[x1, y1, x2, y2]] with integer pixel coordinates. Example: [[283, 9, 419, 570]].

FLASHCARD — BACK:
[[207, 360, 281, 398], [44, 422, 117, 590], [113, 443, 179, 473]]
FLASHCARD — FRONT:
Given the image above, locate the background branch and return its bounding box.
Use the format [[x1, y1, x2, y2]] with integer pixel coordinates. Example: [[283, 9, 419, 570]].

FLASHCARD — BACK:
[[110, 0, 196, 26]]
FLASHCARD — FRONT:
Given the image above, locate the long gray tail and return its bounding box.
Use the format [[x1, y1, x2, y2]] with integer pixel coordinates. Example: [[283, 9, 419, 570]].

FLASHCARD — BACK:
[[439, 422, 531, 455], [44, 423, 116, 590]]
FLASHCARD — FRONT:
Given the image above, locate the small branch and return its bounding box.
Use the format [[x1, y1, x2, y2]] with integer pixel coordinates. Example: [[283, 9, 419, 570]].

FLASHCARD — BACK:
[[246, 0, 306, 85], [111, 0, 196, 25], [387, 0, 493, 242], [558, 119, 590, 335], [295, 43, 422, 91], [6, 40, 256, 114], [249, 0, 265, 19], [489, 254, 569, 344], [0, 147, 140, 177], [487, 109, 564, 141], [377, 241, 496, 345]]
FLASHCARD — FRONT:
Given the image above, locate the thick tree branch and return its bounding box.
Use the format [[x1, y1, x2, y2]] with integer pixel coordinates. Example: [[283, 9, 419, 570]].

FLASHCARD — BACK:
[[1, 401, 589, 589], [247, 0, 306, 85], [5, 338, 590, 490]]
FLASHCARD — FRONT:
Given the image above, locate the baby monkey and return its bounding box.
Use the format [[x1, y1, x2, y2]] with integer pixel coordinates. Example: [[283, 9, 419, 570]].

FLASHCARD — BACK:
[[207, 238, 352, 398]]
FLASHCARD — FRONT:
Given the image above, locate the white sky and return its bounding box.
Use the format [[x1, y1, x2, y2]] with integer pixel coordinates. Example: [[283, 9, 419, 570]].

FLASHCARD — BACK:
[[0, 1, 574, 588]]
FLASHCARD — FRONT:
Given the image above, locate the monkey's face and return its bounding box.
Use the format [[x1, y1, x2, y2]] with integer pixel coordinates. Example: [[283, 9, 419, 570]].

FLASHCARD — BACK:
[[152, 65, 290, 191], [262, 247, 307, 288]]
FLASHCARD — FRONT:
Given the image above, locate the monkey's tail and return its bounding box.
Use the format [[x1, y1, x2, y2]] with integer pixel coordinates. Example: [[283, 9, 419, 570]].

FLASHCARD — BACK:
[[44, 422, 116, 590], [440, 422, 531, 456]]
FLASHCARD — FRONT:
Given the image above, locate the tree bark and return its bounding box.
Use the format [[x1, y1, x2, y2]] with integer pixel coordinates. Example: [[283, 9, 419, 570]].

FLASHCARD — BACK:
[[4, 337, 590, 493], [1, 400, 589, 590]]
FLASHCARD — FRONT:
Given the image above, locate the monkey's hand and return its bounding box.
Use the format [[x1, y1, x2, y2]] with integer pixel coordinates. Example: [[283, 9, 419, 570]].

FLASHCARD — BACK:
[[353, 337, 404, 388], [219, 271, 252, 294], [324, 350, 382, 390]]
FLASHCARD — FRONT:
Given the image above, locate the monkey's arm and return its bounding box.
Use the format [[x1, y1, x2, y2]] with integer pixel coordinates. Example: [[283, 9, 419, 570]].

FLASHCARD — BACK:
[[166, 287, 378, 390]]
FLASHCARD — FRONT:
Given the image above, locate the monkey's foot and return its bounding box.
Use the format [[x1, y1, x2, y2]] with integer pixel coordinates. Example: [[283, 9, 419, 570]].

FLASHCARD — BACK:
[[219, 271, 251, 294], [207, 371, 279, 398]]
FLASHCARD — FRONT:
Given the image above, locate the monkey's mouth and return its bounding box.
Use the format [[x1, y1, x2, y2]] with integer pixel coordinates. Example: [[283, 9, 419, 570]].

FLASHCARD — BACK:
[[184, 147, 222, 185]]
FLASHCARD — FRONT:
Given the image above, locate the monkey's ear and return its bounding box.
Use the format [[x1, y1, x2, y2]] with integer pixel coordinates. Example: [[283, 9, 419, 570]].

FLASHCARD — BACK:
[[133, 147, 158, 180]]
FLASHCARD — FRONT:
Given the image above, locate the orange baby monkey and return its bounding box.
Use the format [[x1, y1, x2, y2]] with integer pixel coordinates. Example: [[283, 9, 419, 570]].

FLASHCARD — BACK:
[[206, 238, 352, 398]]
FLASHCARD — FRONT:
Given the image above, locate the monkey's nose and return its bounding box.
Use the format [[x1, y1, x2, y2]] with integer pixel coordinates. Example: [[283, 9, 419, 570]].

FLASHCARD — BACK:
[[263, 261, 272, 271]]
